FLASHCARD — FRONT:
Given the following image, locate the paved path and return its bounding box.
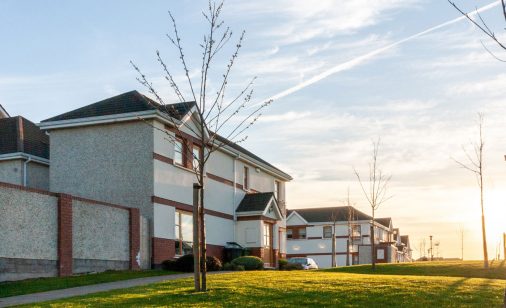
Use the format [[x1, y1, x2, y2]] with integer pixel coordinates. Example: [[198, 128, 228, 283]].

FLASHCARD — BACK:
[[0, 273, 203, 307]]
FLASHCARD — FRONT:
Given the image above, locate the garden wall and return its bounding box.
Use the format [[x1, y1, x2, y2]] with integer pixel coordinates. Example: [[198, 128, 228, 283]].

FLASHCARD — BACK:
[[0, 181, 140, 282]]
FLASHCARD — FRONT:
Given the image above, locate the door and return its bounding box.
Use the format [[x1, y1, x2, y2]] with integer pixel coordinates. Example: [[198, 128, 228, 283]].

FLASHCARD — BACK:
[[263, 222, 273, 266]]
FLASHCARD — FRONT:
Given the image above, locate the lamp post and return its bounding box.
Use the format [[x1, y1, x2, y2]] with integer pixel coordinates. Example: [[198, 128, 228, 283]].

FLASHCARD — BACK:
[[430, 235, 433, 261]]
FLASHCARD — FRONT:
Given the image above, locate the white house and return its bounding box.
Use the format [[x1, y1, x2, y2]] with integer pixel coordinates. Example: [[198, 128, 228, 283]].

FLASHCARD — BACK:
[[38, 90, 292, 269], [286, 206, 399, 268]]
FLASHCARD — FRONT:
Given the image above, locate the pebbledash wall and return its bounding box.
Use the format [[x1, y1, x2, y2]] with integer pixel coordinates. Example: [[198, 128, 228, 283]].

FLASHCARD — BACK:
[[0, 181, 140, 282]]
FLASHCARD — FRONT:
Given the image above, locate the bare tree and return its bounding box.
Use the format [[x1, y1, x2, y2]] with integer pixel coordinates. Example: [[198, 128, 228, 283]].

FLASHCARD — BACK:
[[458, 225, 465, 261], [131, 1, 272, 291], [354, 138, 391, 270], [448, 0, 506, 62], [452, 113, 488, 269]]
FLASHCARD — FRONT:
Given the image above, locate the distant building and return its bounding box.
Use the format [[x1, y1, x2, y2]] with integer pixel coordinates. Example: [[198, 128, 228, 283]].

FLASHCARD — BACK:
[[0, 106, 49, 190], [286, 206, 411, 268]]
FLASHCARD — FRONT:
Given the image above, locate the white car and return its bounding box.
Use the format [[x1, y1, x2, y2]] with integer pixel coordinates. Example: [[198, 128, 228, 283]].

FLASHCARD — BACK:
[[288, 257, 319, 270]]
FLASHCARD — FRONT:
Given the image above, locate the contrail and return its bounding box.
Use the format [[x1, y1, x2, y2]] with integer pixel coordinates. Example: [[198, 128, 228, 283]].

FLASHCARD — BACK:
[[256, 1, 500, 105]]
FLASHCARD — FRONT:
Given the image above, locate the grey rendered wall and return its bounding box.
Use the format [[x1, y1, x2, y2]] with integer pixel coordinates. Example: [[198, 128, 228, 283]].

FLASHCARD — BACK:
[[358, 245, 372, 265], [0, 160, 23, 186], [49, 122, 154, 220], [0, 186, 58, 281], [72, 200, 130, 273], [27, 162, 49, 190]]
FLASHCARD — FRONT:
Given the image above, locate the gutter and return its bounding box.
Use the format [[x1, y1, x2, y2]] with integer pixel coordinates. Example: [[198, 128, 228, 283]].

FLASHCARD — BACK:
[[0, 152, 50, 165], [23, 156, 32, 187]]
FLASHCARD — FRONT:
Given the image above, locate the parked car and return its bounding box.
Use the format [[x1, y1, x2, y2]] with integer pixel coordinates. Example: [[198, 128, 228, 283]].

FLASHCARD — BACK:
[[288, 257, 319, 270]]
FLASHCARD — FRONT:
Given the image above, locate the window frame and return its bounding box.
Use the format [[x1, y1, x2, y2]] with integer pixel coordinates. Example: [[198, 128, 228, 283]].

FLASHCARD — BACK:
[[323, 226, 333, 239], [175, 210, 193, 256], [243, 166, 249, 190], [174, 137, 184, 166], [192, 143, 202, 172], [274, 180, 280, 200]]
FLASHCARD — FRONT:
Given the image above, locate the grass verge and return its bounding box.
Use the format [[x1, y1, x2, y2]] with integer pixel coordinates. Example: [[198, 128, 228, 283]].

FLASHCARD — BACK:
[[324, 260, 506, 280], [24, 270, 506, 307], [0, 270, 173, 298]]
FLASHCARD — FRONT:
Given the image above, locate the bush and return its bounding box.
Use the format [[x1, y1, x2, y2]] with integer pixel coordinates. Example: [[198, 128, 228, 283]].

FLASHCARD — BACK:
[[161, 259, 177, 271], [284, 263, 304, 271], [223, 263, 245, 271], [162, 255, 223, 272], [231, 256, 264, 271], [206, 256, 223, 271], [278, 259, 288, 270]]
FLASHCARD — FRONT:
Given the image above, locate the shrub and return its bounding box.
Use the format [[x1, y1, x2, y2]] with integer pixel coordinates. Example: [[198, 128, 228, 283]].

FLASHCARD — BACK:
[[231, 256, 264, 271], [161, 259, 177, 271], [223, 263, 245, 271], [284, 263, 304, 271], [206, 256, 223, 271], [165, 255, 224, 272], [278, 259, 288, 270]]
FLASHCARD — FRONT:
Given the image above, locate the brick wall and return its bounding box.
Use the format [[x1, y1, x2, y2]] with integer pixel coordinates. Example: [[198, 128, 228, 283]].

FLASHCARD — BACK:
[[0, 181, 141, 282]]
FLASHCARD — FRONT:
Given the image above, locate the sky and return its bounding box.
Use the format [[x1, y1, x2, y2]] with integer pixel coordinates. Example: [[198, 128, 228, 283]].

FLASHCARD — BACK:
[[1, 0, 506, 260]]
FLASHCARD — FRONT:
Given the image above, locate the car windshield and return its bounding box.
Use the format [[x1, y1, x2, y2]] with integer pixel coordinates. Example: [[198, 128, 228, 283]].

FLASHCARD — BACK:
[[289, 258, 308, 265]]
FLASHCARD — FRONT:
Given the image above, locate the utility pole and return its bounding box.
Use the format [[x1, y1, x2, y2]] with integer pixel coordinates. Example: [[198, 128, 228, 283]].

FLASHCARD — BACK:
[[503, 233, 506, 261], [430, 235, 433, 261]]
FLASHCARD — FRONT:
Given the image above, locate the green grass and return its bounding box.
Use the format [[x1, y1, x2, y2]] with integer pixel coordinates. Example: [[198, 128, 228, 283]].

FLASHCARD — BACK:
[[24, 270, 506, 307], [0, 270, 173, 298], [325, 260, 506, 280]]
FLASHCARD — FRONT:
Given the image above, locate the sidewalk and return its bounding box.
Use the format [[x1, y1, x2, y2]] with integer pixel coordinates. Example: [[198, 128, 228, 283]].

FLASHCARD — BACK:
[[0, 273, 198, 307]]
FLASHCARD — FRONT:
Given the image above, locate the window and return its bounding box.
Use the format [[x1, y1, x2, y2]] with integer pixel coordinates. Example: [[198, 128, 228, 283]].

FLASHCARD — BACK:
[[299, 228, 306, 239], [174, 138, 184, 166], [263, 223, 271, 248], [351, 225, 361, 238], [192, 144, 202, 172], [243, 166, 249, 190], [175, 210, 193, 256], [323, 226, 333, 239], [287, 228, 293, 239], [274, 180, 280, 200]]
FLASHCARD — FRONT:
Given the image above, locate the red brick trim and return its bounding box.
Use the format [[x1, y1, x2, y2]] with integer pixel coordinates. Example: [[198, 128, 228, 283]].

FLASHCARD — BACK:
[[72, 196, 131, 211], [129, 208, 140, 270], [308, 237, 322, 240], [153, 153, 174, 165], [207, 243, 225, 261], [152, 237, 176, 265], [237, 215, 278, 223], [287, 225, 314, 228], [0, 181, 57, 196], [152, 196, 234, 220], [207, 173, 235, 187], [57, 194, 73, 277]]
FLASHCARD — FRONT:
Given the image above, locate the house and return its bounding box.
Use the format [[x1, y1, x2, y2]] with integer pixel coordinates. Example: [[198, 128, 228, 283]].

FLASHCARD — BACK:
[[0, 107, 50, 190], [286, 206, 400, 268], [38, 90, 292, 269]]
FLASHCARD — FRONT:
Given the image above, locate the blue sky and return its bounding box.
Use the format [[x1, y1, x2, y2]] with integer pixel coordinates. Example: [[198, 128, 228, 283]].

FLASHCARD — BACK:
[[2, 0, 506, 260]]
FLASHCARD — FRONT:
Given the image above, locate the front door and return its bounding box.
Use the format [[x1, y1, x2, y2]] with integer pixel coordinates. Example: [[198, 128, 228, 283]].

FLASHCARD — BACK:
[[263, 222, 273, 266]]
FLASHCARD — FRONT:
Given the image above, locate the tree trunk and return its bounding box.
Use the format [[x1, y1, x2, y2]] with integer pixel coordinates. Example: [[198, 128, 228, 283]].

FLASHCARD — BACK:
[[480, 169, 489, 269], [331, 224, 336, 267], [371, 209, 376, 270], [346, 239, 350, 266], [192, 184, 201, 291], [199, 172, 207, 291]]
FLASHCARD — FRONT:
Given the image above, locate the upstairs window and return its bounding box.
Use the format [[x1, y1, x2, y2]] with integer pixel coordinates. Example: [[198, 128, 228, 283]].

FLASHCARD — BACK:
[[299, 228, 306, 239], [287, 228, 293, 239], [192, 144, 202, 172], [243, 166, 249, 190], [274, 180, 281, 200], [323, 226, 333, 238], [174, 138, 184, 166]]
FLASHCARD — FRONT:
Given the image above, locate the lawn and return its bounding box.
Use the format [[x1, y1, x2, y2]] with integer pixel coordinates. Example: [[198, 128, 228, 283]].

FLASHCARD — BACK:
[[325, 260, 506, 280], [24, 270, 506, 307], [0, 270, 172, 298]]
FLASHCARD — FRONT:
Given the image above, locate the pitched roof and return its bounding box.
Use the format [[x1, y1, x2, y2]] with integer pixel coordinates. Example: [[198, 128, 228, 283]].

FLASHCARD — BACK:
[[41, 90, 292, 180], [0, 104, 9, 118], [41, 91, 194, 122], [0, 116, 49, 159], [375, 217, 392, 228], [287, 206, 371, 223], [236, 192, 275, 213]]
